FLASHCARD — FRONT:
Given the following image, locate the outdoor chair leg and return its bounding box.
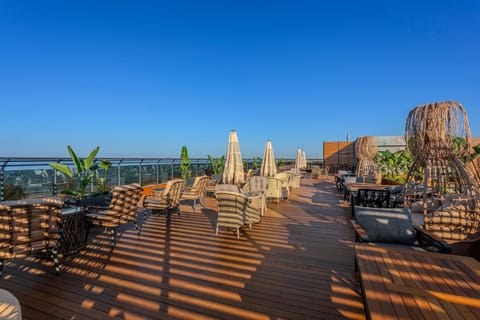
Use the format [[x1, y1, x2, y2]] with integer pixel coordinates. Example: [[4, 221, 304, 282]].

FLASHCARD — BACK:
[[236, 227, 240, 240], [135, 219, 140, 236], [143, 209, 150, 224], [215, 224, 219, 235], [176, 206, 181, 218], [51, 249, 60, 276], [0, 260, 3, 279], [110, 228, 116, 249]]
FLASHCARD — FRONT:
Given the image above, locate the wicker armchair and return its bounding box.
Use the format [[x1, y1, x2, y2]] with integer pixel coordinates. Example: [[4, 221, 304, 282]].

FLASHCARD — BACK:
[[143, 179, 185, 216], [86, 184, 143, 248], [215, 191, 261, 239], [0, 197, 63, 278], [265, 177, 288, 203], [242, 176, 268, 216], [180, 176, 209, 211]]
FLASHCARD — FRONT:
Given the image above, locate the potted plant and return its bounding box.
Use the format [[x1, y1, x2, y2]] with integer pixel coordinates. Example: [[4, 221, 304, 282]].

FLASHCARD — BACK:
[[49, 145, 112, 206], [375, 149, 413, 184], [180, 146, 193, 185], [207, 155, 224, 180]]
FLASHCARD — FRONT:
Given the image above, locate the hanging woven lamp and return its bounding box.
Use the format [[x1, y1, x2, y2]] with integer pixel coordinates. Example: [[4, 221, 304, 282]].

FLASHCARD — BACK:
[[355, 136, 378, 177], [405, 101, 480, 245]]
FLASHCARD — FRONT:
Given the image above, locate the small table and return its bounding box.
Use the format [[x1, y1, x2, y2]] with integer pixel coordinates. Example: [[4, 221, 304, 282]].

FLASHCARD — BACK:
[[343, 182, 390, 202], [60, 206, 87, 255], [355, 244, 480, 319]]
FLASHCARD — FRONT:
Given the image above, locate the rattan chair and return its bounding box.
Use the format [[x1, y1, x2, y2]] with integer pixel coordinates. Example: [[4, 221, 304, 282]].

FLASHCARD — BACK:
[[86, 184, 143, 248], [275, 172, 293, 193], [143, 179, 185, 216], [242, 176, 268, 216], [180, 176, 209, 211], [215, 191, 261, 239], [265, 177, 288, 203], [0, 197, 63, 278]]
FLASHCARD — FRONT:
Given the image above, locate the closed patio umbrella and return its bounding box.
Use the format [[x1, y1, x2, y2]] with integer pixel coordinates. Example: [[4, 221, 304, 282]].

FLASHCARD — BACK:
[[260, 140, 277, 177], [222, 130, 245, 185], [301, 150, 307, 170], [295, 148, 303, 169]]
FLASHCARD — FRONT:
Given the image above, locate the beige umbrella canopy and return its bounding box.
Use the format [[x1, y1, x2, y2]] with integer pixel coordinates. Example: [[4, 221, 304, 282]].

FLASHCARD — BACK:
[[260, 140, 277, 177], [295, 148, 302, 169], [301, 150, 307, 169], [295, 148, 307, 170], [222, 130, 245, 185]]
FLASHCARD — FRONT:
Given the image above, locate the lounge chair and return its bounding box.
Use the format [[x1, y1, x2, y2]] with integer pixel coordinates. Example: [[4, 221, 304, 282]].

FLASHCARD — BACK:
[[86, 184, 143, 248], [351, 206, 451, 253], [143, 179, 185, 216], [180, 175, 209, 211]]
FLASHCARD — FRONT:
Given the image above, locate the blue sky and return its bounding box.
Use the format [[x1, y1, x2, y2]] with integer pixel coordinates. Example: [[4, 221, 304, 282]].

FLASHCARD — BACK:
[[1, 1, 479, 159]]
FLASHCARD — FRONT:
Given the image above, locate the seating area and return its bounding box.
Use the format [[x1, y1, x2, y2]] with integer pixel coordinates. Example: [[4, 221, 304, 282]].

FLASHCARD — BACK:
[[1, 175, 479, 319], [0, 176, 370, 319]]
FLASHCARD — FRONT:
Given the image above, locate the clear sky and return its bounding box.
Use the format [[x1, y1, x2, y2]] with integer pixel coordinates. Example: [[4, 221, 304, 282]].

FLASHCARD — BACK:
[[1, 1, 479, 159]]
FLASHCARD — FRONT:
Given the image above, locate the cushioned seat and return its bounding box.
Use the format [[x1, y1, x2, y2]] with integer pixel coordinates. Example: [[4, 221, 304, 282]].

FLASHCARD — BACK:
[[351, 206, 451, 253], [180, 176, 209, 211], [143, 179, 184, 216], [86, 184, 143, 248]]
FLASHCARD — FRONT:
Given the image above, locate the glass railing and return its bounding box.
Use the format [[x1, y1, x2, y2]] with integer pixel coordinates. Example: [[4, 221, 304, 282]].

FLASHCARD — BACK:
[[0, 157, 323, 201]]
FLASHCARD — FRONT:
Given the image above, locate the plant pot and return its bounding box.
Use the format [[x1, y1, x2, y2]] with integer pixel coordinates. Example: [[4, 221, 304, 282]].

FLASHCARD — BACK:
[[77, 193, 113, 207]]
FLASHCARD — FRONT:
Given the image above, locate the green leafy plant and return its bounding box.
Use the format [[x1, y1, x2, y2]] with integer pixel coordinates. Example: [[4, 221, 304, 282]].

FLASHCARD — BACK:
[[49, 145, 100, 200], [96, 160, 112, 194], [207, 155, 225, 175], [3, 183, 26, 200], [375, 150, 413, 183], [276, 158, 285, 167], [252, 157, 262, 169], [180, 146, 192, 180]]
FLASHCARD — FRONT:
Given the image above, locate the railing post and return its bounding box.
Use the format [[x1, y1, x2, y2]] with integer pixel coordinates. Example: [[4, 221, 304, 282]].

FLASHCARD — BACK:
[[118, 160, 123, 186], [53, 168, 57, 196], [139, 159, 144, 185]]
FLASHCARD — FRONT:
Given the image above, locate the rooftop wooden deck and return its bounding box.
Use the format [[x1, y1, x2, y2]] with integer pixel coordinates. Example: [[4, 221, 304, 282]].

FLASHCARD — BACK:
[[0, 177, 366, 319]]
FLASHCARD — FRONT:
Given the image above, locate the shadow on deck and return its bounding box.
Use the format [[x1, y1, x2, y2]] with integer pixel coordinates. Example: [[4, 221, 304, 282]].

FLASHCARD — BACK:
[[0, 177, 365, 319]]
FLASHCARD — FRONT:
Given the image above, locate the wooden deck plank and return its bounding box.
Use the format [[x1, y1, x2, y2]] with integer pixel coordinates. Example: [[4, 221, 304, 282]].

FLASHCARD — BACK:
[[355, 244, 480, 320], [0, 177, 366, 319]]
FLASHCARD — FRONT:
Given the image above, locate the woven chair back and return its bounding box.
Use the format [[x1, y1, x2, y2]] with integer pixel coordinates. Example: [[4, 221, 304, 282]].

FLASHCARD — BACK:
[[0, 198, 63, 259]]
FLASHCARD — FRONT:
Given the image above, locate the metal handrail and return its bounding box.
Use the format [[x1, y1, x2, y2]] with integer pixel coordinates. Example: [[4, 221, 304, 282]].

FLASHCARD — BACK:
[[0, 157, 323, 201]]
